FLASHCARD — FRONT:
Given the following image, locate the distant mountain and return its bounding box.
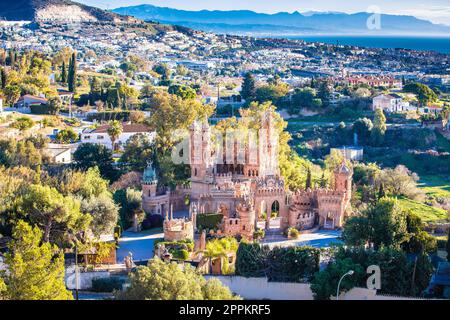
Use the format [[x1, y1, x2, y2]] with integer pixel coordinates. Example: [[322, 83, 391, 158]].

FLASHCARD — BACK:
[[113, 4, 450, 35], [0, 0, 137, 23]]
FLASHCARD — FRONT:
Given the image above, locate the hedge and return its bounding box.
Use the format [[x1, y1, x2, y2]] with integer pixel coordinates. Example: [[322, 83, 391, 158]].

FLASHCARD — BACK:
[[196, 213, 223, 230], [87, 111, 131, 122], [30, 104, 51, 115], [154, 239, 195, 252], [235, 242, 320, 282], [170, 249, 190, 260], [266, 246, 320, 282]]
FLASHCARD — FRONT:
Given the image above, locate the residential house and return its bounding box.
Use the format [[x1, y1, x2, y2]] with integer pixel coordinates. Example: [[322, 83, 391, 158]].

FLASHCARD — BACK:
[[44, 147, 72, 164], [80, 123, 155, 151], [372, 94, 404, 112], [57, 90, 74, 105], [15, 94, 48, 113]]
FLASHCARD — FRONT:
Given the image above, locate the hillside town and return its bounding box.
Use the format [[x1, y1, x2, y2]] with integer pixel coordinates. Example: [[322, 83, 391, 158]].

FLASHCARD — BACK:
[[0, 0, 449, 304]]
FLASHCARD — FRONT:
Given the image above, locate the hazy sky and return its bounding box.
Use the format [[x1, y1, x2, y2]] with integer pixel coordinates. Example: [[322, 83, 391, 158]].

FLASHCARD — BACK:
[[76, 0, 450, 25]]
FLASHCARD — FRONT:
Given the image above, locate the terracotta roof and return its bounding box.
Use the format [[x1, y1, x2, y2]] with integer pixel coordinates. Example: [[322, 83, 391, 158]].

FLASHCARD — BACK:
[[18, 94, 47, 102]]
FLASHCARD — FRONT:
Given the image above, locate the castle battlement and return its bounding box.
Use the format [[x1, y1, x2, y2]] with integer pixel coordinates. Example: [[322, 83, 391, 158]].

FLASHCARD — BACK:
[[143, 113, 353, 238]]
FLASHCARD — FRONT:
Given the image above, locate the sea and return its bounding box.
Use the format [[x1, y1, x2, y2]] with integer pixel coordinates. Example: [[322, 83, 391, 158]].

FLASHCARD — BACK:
[[286, 35, 450, 54]]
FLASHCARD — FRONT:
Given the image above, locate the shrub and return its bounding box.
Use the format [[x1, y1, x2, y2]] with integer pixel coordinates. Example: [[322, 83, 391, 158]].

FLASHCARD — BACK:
[[235, 242, 269, 278], [141, 214, 163, 230], [171, 249, 190, 260], [253, 229, 265, 240], [91, 277, 125, 292], [267, 246, 320, 282], [196, 213, 223, 230], [287, 227, 300, 239]]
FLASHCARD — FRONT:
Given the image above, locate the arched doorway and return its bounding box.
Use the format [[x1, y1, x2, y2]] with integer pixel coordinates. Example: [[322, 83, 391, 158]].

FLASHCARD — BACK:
[[271, 200, 280, 218]]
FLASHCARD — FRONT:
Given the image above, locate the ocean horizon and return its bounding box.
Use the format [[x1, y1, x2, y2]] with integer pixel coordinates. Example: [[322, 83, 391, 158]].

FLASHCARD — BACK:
[[284, 35, 450, 54]]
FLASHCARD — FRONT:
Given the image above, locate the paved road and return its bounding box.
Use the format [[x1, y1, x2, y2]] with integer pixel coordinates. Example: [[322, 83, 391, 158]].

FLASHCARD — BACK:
[[261, 229, 342, 249], [116, 229, 164, 263]]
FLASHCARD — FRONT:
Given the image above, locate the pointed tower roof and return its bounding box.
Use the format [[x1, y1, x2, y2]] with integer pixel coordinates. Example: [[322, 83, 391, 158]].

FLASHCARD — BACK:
[[143, 160, 158, 184], [335, 161, 351, 174]]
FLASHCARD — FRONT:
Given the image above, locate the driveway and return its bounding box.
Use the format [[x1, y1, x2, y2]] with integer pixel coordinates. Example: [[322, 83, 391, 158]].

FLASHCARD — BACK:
[[261, 229, 343, 249], [116, 229, 164, 263]]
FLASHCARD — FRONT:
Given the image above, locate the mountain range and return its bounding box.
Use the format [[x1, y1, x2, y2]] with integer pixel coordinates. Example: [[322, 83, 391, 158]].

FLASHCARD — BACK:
[[0, 0, 136, 23], [112, 4, 450, 36]]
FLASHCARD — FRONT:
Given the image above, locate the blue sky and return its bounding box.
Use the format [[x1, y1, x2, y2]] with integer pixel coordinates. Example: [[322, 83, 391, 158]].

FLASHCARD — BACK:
[[77, 0, 450, 25]]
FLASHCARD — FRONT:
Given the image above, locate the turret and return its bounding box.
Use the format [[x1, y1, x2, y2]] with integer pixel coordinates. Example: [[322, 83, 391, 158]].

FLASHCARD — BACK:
[[334, 161, 352, 203], [142, 161, 158, 197]]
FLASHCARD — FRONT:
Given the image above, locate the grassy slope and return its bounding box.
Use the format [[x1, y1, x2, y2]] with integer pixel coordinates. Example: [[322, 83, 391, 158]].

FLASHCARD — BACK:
[[418, 175, 450, 199], [397, 198, 448, 223]]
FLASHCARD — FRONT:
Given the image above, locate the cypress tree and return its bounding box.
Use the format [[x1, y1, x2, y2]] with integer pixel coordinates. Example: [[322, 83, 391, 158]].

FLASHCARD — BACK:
[[305, 167, 312, 190], [241, 72, 256, 102], [61, 61, 67, 83], [67, 52, 77, 93], [378, 183, 385, 200], [319, 172, 327, 188]]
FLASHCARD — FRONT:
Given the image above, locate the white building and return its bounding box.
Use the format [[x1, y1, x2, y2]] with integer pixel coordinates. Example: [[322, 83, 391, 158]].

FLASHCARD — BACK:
[[372, 94, 404, 112], [44, 147, 72, 164], [331, 146, 364, 161], [81, 123, 155, 151]]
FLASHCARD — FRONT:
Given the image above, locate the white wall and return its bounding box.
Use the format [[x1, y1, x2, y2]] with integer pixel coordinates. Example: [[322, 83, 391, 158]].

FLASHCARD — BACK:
[[205, 276, 428, 300], [204, 276, 314, 300], [65, 265, 110, 290]]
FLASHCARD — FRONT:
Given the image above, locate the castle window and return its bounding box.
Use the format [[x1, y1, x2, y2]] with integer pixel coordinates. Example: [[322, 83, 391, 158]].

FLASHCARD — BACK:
[[194, 168, 197, 176], [230, 220, 233, 225], [243, 225, 245, 231]]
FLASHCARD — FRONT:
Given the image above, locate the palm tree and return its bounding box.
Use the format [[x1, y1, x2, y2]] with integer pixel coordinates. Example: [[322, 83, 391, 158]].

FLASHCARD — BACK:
[[107, 120, 123, 152], [199, 237, 238, 275]]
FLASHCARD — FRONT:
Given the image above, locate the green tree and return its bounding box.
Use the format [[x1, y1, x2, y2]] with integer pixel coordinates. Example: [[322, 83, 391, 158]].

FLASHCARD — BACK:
[[107, 120, 123, 152], [0, 220, 73, 300], [353, 117, 373, 145], [55, 128, 79, 144], [46, 96, 63, 115], [403, 82, 438, 107], [241, 72, 256, 102], [168, 84, 197, 100], [153, 63, 171, 82], [81, 194, 119, 236], [342, 197, 409, 250], [311, 258, 365, 300], [305, 167, 312, 190], [371, 108, 387, 146], [67, 52, 77, 93], [18, 184, 91, 243], [61, 61, 67, 83], [116, 258, 239, 300], [73, 143, 116, 181], [120, 133, 154, 172]]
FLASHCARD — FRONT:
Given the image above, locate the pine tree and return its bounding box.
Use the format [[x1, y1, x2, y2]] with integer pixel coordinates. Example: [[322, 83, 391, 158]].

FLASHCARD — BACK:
[[241, 72, 256, 102], [305, 167, 312, 190], [61, 61, 67, 83], [1, 220, 73, 300]]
